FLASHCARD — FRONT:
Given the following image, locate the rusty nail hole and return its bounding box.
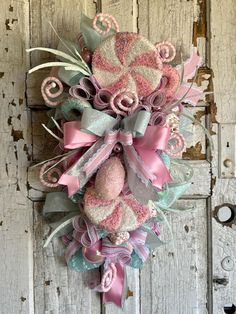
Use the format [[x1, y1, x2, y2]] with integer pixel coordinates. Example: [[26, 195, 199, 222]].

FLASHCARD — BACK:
[[224, 304, 236, 314]]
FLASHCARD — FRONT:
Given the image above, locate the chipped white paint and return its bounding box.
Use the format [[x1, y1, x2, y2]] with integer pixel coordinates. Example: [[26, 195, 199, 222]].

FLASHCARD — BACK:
[[211, 1, 236, 313], [0, 0, 33, 314]]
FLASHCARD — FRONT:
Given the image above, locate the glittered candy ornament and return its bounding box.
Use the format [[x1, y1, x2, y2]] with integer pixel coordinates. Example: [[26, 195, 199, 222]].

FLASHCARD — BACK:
[[95, 157, 126, 201], [92, 32, 163, 97], [83, 187, 152, 232]]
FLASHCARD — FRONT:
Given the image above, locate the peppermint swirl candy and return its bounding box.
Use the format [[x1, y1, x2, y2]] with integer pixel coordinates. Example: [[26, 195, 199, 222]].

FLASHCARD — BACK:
[[156, 41, 176, 62], [110, 89, 139, 116], [93, 13, 120, 35], [39, 160, 62, 187], [41, 76, 64, 107]]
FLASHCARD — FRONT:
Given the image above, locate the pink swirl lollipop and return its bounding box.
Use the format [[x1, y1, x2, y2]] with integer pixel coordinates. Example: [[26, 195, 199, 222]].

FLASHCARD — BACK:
[[156, 41, 176, 62], [92, 32, 163, 97], [110, 89, 139, 116], [39, 160, 62, 187], [41, 76, 64, 107]]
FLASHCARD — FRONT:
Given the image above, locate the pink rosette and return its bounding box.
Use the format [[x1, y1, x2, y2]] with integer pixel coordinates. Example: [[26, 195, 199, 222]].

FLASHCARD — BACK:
[[100, 263, 117, 292], [156, 41, 176, 63]]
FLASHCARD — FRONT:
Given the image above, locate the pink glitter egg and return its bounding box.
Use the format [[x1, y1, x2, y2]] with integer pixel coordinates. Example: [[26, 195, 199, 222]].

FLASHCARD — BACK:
[[83, 187, 151, 232], [92, 32, 163, 97], [162, 64, 180, 99], [95, 157, 125, 201]]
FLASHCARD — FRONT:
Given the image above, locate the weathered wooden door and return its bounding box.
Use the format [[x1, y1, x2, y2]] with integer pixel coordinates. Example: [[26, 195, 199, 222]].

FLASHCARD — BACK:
[[0, 0, 235, 313]]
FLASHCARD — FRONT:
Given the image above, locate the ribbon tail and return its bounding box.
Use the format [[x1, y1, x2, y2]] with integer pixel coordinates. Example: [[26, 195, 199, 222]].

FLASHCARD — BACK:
[[58, 174, 80, 197], [134, 147, 172, 190], [176, 46, 202, 80], [103, 263, 126, 308], [175, 83, 203, 106], [83, 143, 114, 176], [124, 146, 156, 187]]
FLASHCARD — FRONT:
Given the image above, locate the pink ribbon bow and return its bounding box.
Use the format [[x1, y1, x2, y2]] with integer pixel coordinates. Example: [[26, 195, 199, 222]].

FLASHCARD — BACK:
[[59, 122, 172, 196]]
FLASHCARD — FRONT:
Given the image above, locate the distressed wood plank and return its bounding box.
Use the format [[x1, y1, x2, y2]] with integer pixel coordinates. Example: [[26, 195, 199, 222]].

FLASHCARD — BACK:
[[140, 199, 208, 314], [210, 124, 236, 314], [138, 0, 202, 61], [138, 2, 211, 314], [0, 0, 33, 313], [211, 0, 236, 124], [33, 202, 101, 314], [210, 1, 236, 313]]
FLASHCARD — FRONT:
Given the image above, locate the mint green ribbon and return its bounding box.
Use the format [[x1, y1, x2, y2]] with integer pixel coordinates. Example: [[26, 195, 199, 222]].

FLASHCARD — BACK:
[[43, 192, 83, 247], [80, 107, 151, 137]]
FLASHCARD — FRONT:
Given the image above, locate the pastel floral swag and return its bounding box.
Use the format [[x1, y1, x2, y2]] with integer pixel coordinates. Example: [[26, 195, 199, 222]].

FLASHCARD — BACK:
[[28, 13, 207, 307]]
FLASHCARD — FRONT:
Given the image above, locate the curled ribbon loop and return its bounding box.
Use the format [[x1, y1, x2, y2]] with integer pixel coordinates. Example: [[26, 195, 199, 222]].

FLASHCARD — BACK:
[[73, 215, 99, 247]]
